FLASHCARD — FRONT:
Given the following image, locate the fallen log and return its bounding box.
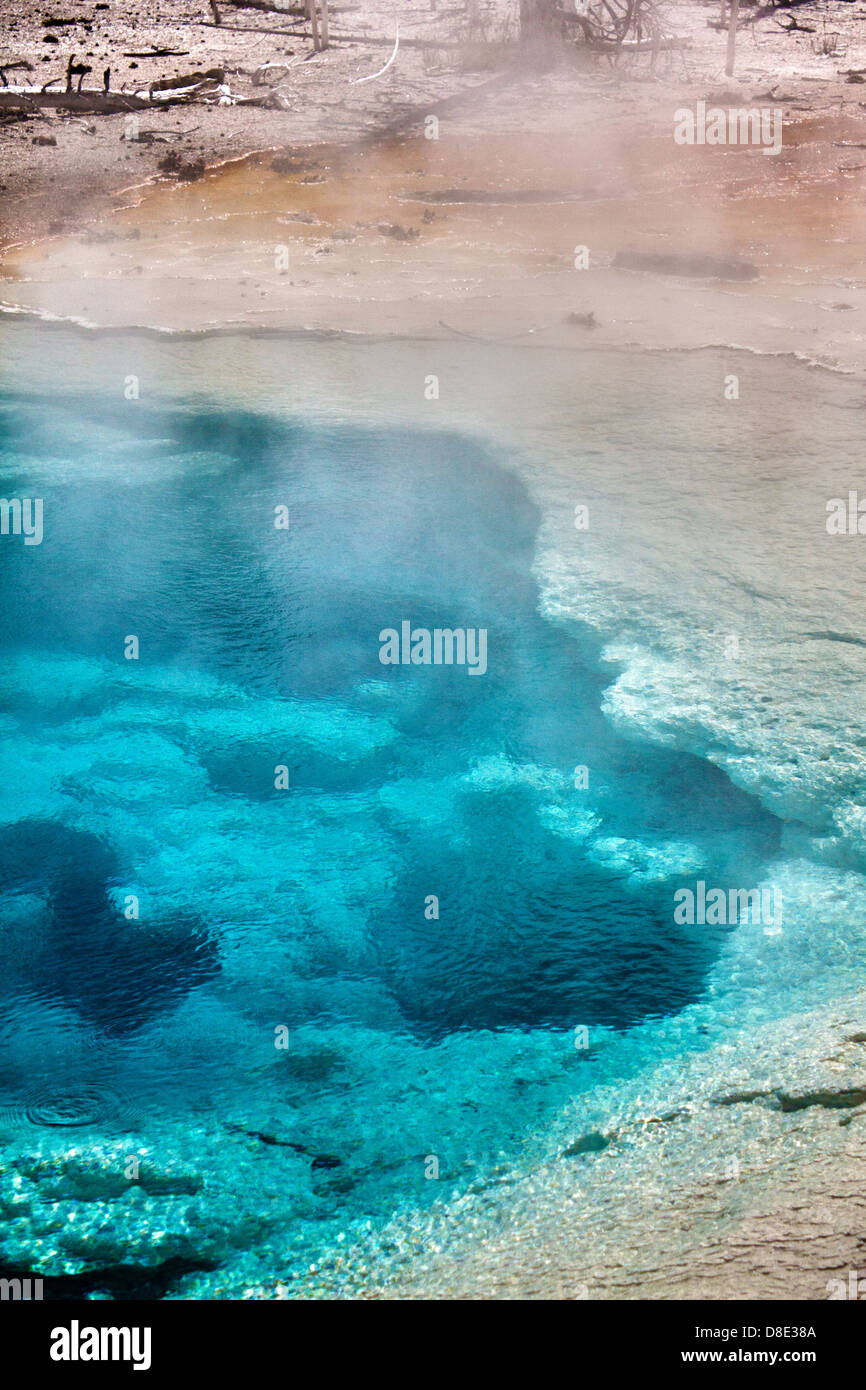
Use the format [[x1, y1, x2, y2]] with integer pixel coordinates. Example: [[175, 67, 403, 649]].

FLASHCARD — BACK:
[[148, 79, 227, 103], [148, 68, 225, 92], [0, 88, 151, 112], [228, 0, 300, 9], [217, 0, 357, 9], [218, 0, 331, 48], [123, 48, 191, 58], [195, 19, 307, 34], [193, 15, 433, 45], [312, 32, 477, 49]]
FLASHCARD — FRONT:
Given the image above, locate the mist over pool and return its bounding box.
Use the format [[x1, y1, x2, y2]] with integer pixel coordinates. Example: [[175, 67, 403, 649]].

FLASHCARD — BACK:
[[1, 332, 865, 1299]]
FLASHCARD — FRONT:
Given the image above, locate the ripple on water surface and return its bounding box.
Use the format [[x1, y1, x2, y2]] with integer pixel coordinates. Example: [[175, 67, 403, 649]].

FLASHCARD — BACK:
[[0, 364, 860, 1286]]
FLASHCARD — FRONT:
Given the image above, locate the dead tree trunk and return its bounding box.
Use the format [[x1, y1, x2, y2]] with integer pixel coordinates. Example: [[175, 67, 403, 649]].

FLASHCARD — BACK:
[[725, 0, 739, 75], [519, 0, 561, 55], [306, 0, 321, 51]]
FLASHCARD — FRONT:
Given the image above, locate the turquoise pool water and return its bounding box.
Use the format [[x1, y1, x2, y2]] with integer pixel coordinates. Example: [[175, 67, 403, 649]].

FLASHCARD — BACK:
[[1, 341, 865, 1297]]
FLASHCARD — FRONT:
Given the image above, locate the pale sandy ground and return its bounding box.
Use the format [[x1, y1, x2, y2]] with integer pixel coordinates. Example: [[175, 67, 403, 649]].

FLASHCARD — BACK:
[[2, 0, 866, 1301], [3, 0, 866, 373], [347, 1022, 866, 1302], [0, 0, 517, 246]]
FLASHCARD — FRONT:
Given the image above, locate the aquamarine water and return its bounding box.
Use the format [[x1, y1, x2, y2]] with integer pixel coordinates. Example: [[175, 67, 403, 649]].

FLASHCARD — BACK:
[[1, 341, 866, 1296]]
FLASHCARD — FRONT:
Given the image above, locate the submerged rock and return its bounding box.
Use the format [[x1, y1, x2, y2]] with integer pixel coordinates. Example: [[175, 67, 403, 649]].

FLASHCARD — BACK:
[[613, 249, 759, 281], [561, 1132, 611, 1158], [0, 1128, 300, 1281], [776, 1086, 866, 1112]]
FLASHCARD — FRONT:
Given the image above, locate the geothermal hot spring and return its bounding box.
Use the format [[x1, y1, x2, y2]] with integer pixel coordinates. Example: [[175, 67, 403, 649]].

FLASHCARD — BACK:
[[1, 327, 865, 1297]]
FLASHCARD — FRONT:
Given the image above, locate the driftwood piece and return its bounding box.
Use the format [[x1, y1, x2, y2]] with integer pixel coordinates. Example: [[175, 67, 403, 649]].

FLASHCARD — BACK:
[[149, 79, 226, 103], [226, 0, 298, 10], [0, 60, 34, 87], [122, 127, 186, 143], [148, 68, 225, 92], [123, 48, 191, 58], [310, 32, 467, 49], [251, 60, 294, 84], [0, 89, 150, 112]]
